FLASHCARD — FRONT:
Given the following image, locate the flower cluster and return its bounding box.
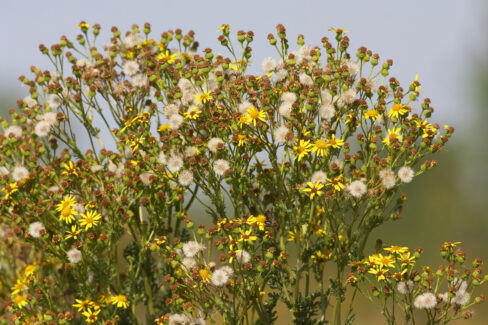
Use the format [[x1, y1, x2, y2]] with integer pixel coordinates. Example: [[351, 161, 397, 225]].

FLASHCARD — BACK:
[[351, 242, 487, 324], [0, 21, 482, 325]]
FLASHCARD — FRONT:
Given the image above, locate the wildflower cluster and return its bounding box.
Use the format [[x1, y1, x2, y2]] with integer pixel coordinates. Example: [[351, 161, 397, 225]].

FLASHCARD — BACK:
[[0, 21, 483, 324], [351, 242, 487, 324]]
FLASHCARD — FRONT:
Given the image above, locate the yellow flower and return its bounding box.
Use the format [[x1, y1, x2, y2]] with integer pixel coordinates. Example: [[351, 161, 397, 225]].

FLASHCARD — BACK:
[[384, 245, 409, 255], [368, 266, 387, 281], [303, 181, 324, 200], [364, 109, 379, 121], [158, 124, 170, 132], [326, 134, 344, 149], [310, 219, 326, 236], [79, 210, 102, 230], [61, 161, 78, 176], [57, 196, 78, 224], [184, 108, 201, 120], [21, 264, 37, 279], [239, 229, 257, 243], [11, 279, 27, 295], [247, 214, 266, 231], [237, 134, 246, 146], [416, 120, 437, 138], [245, 107, 266, 126], [413, 74, 422, 92], [193, 91, 213, 105], [1, 182, 18, 200], [383, 127, 403, 146], [111, 294, 129, 309], [130, 136, 145, 152], [372, 254, 396, 268], [65, 225, 81, 240], [73, 298, 95, 312], [218, 24, 231, 32], [82, 308, 100, 324], [328, 175, 345, 191], [287, 229, 297, 242], [56, 195, 76, 211], [77, 22, 90, 29], [399, 251, 416, 268], [311, 251, 328, 265], [156, 50, 178, 63], [292, 139, 312, 161], [387, 104, 408, 119], [311, 139, 328, 157], [199, 269, 212, 283], [328, 27, 349, 34], [13, 294, 28, 308]]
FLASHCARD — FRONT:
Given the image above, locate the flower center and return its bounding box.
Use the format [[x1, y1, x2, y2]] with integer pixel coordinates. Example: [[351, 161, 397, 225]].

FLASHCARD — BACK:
[[315, 140, 327, 149]]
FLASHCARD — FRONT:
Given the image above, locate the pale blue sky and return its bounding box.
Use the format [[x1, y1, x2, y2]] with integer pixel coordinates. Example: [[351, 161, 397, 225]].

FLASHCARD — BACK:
[[1, 0, 486, 128]]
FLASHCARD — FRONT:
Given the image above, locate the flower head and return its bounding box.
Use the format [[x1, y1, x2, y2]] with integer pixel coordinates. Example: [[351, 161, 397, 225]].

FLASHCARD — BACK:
[[111, 294, 130, 309], [79, 210, 102, 230]]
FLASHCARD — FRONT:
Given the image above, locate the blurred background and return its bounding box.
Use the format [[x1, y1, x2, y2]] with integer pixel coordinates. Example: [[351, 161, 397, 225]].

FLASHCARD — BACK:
[[1, 0, 487, 323]]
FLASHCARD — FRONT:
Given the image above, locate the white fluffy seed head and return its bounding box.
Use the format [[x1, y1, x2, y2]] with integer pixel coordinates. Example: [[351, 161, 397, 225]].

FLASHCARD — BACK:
[[4, 125, 22, 138], [238, 100, 253, 114], [168, 114, 184, 129], [121, 33, 144, 49], [337, 88, 356, 106], [397, 280, 414, 295], [34, 121, 51, 137], [311, 171, 327, 185], [343, 59, 360, 78], [398, 166, 414, 183], [182, 257, 196, 270], [275, 69, 288, 82], [182, 241, 206, 257], [184, 147, 198, 157], [167, 154, 184, 173], [90, 165, 103, 173], [219, 265, 234, 277], [168, 314, 190, 325], [208, 137, 225, 153], [379, 169, 396, 189], [140, 172, 154, 186], [177, 78, 193, 91], [211, 268, 230, 287], [213, 159, 230, 176], [299, 73, 313, 86], [163, 103, 179, 117], [178, 170, 194, 186], [347, 180, 367, 198], [414, 292, 437, 309], [23, 96, 37, 108], [281, 92, 297, 104], [131, 74, 148, 88], [28, 222, 45, 238], [321, 89, 333, 106], [278, 102, 293, 119], [0, 166, 9, 177], [122, 60, 140, 77], [319, 104, 335, 120], [41, 112, 58, 126], [330, 157, 343, 170], [274, 125, 295, 145], [261, 57, 277, 73], [67, 248, 82, 264], [158, 152, 167, 165], [47, 94, 62, 108], [236, 250, 251, 264], [12, 166, 28, 181]]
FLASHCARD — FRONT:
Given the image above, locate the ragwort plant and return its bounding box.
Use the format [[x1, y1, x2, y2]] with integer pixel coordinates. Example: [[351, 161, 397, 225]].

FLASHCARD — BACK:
[[0, 22, 486, 324]]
